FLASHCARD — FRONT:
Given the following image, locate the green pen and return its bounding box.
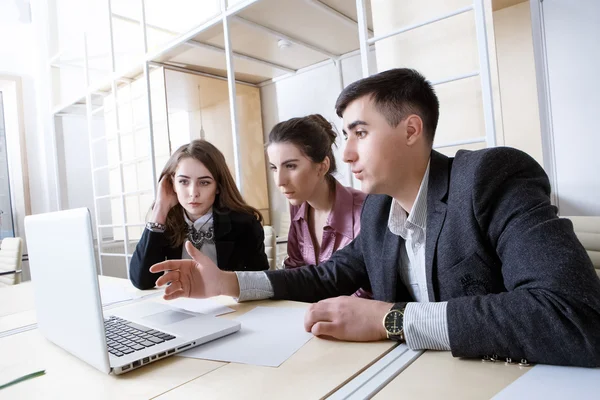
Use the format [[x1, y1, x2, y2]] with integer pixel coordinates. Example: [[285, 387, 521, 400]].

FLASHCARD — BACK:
[[0, 370, 45, 390]]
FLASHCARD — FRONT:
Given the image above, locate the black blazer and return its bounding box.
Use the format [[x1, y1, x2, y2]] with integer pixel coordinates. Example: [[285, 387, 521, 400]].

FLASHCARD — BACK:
[[266, 147, 600, 367], [130, 209, 269, 290]]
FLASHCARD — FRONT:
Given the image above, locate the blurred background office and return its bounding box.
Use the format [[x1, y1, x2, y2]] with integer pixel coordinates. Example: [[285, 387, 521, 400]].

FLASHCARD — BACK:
[[0, 0, 598, 284]]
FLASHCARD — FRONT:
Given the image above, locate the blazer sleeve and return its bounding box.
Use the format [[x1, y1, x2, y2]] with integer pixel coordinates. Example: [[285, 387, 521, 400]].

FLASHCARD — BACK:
[[243, 217, 270, 271], [447, 148, 600, 367], [129, 229, 176, 290], [266, 233, 369, 303]]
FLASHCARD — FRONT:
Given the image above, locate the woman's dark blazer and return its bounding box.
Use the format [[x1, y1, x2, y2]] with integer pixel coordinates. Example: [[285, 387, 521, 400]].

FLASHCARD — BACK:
[[129, 209, 269, 290]]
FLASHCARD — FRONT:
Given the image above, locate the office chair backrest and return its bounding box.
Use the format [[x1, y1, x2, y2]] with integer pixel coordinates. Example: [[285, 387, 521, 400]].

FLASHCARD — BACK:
[[0, 237, 23, 286], [566, 216, 600, 278], [263, 225, 276, 270]]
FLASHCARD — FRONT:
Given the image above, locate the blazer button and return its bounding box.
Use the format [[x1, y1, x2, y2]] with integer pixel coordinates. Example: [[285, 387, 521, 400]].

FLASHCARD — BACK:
[[518, 358, 532, 367]]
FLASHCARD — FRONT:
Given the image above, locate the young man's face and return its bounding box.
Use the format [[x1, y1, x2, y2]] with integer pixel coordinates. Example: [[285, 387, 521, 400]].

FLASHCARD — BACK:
[[342, 96, 414, 196]]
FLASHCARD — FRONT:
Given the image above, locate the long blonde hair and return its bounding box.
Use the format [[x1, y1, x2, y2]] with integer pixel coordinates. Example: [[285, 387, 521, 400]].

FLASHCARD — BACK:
[[154, 140, 263, 247]]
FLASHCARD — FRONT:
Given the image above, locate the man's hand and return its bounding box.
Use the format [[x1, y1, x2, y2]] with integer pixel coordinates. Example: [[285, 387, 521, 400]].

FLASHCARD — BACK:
[[150, 241, 240, 300], [304, 296, 393, 341]]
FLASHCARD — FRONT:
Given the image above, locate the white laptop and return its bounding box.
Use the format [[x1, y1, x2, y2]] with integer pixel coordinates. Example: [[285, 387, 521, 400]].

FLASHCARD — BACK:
[[24, 208, 240, 375]]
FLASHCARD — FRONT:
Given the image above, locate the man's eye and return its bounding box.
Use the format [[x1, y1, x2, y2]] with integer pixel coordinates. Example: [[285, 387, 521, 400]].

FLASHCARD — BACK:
[[356, 131, 367, 138]]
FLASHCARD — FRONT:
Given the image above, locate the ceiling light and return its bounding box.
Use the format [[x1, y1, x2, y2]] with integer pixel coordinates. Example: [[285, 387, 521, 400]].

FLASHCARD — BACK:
[[277, 39, 292, 50]]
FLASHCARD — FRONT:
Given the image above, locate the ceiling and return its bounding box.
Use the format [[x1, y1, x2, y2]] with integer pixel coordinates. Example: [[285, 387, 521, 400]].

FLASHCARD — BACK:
[[149, 0, 374, 85]]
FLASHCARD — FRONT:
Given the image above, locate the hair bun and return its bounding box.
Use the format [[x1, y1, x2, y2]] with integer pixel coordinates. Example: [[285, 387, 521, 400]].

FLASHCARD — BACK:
[[307, 114, 337, 146], [307, 114, 332, 131]]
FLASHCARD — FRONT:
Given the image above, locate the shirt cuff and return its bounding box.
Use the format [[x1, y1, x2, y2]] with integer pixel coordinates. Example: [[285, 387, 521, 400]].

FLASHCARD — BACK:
[[403, 301, 451, 351], [234, 271, 274, 302]]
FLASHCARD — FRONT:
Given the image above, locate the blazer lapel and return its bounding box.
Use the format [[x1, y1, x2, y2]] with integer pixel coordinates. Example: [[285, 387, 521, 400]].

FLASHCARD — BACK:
[[371, 197, 402, 302], [213, 210, 233, 269], [380, 227, 401, 301], [425, 151, 450, 302]]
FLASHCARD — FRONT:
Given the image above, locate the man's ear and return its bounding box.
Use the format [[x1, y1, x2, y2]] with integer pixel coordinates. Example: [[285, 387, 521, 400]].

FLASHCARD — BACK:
[[405, 115, 424, 145]]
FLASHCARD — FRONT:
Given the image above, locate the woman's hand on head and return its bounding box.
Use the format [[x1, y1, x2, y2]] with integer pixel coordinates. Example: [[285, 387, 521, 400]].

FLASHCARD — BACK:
[[150, 241, 241, 300], [155, 175, 179, 215]]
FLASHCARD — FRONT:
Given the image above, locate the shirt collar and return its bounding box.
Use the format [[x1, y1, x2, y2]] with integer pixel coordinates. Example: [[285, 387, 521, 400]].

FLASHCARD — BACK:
[[327, 180, 356, 239], [183, 208, 214, 231], [388, 161, 430, 238], [291, 180, 356, 240]]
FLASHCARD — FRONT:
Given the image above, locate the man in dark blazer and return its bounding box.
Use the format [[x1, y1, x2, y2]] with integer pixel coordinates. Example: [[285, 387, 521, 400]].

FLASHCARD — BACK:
[[151, 68, 600, 367]]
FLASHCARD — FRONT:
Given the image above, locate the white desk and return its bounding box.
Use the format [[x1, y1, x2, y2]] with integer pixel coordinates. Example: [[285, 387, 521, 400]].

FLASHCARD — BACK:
[[0, 277, 545, 400], [373, 350, 529, 399], [0, 277, 396, 399]]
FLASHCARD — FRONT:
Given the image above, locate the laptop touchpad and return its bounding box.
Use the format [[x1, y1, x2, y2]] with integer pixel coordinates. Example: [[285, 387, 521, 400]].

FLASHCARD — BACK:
[[143, 310, 194, 326]]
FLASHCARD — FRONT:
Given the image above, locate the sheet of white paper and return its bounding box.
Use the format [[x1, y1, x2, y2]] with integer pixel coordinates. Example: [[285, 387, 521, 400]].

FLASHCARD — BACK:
[[100, 284, 135, 306], [177, 306, 313, 367], [493, 364, 600, 400], [165, 297, 235, 317]]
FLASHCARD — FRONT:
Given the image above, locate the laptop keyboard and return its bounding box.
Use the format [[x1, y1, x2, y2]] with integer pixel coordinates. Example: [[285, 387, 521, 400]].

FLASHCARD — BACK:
[[104, 316, 176, 357]]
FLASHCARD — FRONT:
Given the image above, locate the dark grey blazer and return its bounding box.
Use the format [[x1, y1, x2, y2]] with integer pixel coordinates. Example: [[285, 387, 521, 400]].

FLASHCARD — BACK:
[[266, 147, 600, 367]]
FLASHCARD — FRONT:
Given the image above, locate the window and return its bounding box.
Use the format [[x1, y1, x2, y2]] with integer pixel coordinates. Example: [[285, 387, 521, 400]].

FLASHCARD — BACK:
[[0, 92, 15, 239]]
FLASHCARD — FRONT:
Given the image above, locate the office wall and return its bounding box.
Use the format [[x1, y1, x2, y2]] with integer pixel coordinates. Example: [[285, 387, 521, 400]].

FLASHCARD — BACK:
[[493, 2, 543, 165], [0, 3, 47, 219], [54, 115, 107, 227], [165, 69, 271, 223], [542, 0, 600, 216], [259, 52, 376, 236]]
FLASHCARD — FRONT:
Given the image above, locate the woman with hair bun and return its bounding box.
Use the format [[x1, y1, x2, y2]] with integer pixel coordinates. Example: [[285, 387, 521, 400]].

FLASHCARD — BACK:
[[267, 114, 371, 298]]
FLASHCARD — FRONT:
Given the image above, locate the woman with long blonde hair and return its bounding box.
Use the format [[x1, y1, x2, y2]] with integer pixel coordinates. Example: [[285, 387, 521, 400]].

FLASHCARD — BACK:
[[130, 140, 268, 290]]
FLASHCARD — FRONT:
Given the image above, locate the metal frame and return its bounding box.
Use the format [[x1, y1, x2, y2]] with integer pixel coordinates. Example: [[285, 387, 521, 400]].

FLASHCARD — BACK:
[[185, 40, 297, 74], [433, 136, 486, 150], [233, 16, 339, 59], [83, 33, 105, 275], [355, 0, 497, 148], [473, 0, 497, 147], [355, 0, 371, 78], [367, 5, 473, 45], [96, 0, 132, 276], [149, 61, 259, 87], [47, 0, 502, 281], [144, 0, 263, 63], [530, 0, 559, 207], [304, 0, 374, 37], [111, 13, 298, 75], [221, 0, 243, 189], [140, 0, 158, 197]]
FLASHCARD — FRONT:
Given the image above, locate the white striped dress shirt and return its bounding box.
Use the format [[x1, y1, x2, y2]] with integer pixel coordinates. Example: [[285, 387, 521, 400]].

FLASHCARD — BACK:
[[387, 162, 450, 350], [234, 162, 451, 350]]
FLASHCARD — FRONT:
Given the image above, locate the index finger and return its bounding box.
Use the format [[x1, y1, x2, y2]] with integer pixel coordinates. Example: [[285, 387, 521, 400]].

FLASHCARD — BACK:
[[150, 259, 184, 273], [304, 303, 333, 332]]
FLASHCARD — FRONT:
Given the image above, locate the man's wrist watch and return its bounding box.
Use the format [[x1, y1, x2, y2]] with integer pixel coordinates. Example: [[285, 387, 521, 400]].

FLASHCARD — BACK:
[[382, 302, 408, 341]]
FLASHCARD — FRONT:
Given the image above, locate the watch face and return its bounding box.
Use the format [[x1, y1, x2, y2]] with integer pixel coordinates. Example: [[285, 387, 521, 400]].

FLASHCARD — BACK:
[[384, 310, 403, 335]]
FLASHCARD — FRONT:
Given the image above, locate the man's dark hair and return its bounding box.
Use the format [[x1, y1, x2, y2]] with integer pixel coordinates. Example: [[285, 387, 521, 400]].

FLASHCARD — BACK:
[[335, 68, 440, 143]]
